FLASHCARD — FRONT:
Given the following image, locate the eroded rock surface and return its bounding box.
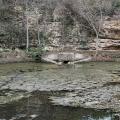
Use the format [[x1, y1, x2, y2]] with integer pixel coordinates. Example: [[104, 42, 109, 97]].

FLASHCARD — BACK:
[[42, 52, 91, 64], [102, 19, 120, 40], [90, 19, 120, 50]]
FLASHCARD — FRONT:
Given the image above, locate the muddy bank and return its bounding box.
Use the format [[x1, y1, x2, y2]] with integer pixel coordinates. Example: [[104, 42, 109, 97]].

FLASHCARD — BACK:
[[0, 62, 120, 116]]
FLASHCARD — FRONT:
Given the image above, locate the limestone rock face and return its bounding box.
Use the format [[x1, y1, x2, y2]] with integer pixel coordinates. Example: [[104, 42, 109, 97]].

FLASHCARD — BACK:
[[42, 52, 91, 64], [0, 0, 87, 49], [89, 19, 120, 50], [102, 19, 120, 40], [45, 22, 62, 46], [0, 0, 120, 51], [90, 39, 120, 50]]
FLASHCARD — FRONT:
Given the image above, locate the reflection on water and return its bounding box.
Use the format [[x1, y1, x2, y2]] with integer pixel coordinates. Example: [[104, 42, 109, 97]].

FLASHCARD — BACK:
[[0, 92, 112, 120]]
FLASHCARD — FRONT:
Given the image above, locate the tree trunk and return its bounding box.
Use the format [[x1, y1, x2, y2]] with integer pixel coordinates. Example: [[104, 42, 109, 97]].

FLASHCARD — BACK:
[[26, 16, 29, 51], [95, 33, 99, 57], [37, 18, 41, 47]]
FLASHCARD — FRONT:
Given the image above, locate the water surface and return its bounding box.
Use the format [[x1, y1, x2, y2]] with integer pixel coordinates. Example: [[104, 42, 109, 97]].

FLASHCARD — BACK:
[[0, 91, 112, 120], [0, 62, 120, 120]]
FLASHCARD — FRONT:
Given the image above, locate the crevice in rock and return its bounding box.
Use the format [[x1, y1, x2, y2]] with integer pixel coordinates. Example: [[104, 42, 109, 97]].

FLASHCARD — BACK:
[[63, 60, 69, 64]]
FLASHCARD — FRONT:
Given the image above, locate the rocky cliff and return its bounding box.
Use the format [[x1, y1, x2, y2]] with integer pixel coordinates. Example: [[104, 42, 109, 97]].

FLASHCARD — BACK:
[[90, 18, 120, 50], [0, 0, 81, 49], [0, 0, 120, 51]]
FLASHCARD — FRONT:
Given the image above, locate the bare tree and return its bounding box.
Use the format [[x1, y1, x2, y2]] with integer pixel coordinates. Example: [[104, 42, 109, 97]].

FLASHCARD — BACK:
[[81, 0, 103, 55], [63, 0, 105, 55], [34, 7, 41, 47], [25, 0, 29, 51], [25, 0, 41, 50]]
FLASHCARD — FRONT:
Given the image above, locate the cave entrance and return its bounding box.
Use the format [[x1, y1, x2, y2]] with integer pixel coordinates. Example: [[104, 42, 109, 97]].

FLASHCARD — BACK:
[[63, 61, 69, 64]]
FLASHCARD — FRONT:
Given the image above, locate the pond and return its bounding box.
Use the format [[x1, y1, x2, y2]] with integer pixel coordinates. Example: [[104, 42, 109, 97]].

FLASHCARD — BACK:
[[0, 62, 120, 120]]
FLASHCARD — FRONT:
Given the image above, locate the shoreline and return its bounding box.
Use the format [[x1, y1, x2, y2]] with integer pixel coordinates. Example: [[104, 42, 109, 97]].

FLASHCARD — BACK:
[[0, 49, 120, 64]]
